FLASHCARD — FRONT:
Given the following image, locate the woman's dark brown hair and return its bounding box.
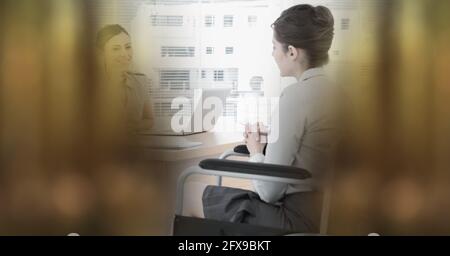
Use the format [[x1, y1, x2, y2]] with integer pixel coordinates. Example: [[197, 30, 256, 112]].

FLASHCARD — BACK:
[[95, 24, 129, 50], [272, 4, 334, 68]]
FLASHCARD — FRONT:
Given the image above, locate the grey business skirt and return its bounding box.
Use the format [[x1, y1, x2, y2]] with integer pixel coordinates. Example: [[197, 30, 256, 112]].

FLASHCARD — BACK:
[[202, 185, 322, 233]]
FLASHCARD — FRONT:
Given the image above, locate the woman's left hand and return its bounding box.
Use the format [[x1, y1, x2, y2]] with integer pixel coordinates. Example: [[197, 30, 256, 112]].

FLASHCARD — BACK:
[[244, 123, 267, 156]]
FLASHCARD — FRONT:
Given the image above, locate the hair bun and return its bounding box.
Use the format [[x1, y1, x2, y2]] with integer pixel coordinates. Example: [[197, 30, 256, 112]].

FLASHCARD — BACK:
[[312, 6, 334, 28], [272, 4, 335, 67]]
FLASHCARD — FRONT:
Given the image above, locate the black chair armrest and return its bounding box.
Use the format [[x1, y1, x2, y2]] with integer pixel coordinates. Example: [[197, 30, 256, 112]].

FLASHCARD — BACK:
[[233, 144, 267, 155], [233, 144, 250, 155], [199, 159, 311, 180]]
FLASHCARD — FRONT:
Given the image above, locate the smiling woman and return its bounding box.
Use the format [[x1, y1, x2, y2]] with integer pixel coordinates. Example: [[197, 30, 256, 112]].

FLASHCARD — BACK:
[[96, 24, 155, 133]]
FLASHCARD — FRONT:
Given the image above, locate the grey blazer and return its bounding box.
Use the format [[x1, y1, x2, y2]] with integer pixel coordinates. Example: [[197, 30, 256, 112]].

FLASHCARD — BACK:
[[249, 67, 342, 203], [124, 72, 152, 130]]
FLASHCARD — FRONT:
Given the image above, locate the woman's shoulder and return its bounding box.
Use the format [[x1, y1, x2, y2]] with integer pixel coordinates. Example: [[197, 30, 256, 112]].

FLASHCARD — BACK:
[[282, 75, 338, 107], [279, 83, 307, 108], [281, 82, 302, 96], [127, 72, 152, 90], [300, 74, 337, 96]]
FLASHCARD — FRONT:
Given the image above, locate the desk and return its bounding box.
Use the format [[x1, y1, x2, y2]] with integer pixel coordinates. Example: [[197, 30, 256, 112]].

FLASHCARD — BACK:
[[138, 131, 250, 192], [139, 131, 244, 162], [137, 132, 250, 234]]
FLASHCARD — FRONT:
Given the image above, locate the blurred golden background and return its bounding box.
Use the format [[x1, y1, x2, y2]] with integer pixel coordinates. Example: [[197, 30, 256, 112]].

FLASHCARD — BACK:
[[330, 0, 450, 235], [0, 0, 449, 235], [0, 0, 170, 235]]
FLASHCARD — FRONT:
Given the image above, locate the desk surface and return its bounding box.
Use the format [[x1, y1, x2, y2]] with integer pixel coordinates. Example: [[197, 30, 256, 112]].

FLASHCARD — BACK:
[[139, 132, 243, 162]]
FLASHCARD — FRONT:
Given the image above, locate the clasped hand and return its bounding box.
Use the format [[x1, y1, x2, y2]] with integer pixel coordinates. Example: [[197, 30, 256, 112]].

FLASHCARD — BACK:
[[243, 122, 268, 156]]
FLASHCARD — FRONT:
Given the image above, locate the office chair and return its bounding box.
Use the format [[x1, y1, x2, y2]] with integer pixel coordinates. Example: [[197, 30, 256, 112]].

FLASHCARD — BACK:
[[172, 144, 333, 236]]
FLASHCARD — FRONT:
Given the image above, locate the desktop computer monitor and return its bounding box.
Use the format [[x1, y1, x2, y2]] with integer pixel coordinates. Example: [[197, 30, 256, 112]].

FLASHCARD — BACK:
[[144, 87, 231, 136]]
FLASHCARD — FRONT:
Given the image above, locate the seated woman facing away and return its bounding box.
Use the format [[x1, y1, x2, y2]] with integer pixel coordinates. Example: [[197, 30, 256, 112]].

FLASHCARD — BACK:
[[183, 4, 343, 233]]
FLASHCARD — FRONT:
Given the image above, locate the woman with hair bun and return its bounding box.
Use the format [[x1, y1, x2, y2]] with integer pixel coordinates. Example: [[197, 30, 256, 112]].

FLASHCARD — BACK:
[[185, 4, 342, 233]]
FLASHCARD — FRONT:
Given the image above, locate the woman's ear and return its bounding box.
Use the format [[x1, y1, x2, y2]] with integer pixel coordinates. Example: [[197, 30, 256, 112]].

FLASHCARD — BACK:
[[287, 45, 298, 60]]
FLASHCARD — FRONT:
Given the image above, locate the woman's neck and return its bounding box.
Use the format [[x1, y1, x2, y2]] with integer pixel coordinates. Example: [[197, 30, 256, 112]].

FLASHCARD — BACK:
[[294, 62, 309, 82], [294, 67, 307, 82], [108, 71, 128, 85]]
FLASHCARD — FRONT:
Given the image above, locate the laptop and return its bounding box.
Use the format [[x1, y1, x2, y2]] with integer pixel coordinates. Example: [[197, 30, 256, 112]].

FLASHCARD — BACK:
[[140, 87, 231, 136]]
